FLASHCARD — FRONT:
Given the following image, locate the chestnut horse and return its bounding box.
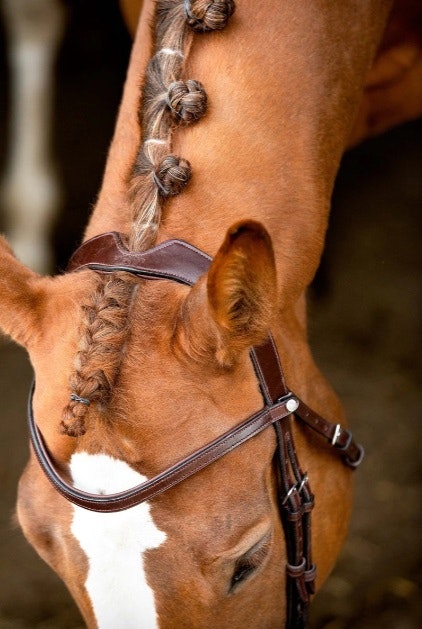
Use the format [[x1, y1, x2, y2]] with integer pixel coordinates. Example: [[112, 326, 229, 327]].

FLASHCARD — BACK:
[[0, 1, 421, 627]]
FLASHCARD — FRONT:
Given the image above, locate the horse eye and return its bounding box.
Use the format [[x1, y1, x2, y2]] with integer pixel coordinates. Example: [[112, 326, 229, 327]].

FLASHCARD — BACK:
[[229, 534, 271, 592]]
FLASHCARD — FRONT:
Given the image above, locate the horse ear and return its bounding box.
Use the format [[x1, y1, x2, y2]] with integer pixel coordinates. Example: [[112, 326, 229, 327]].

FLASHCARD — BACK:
[[177, 221, 277, 367], [0, 235, 46, 348], [207, 220, 277, 365]]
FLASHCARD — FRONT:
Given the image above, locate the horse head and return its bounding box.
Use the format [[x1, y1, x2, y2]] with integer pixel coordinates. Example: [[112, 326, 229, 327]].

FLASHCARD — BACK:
[[1, 219, 321, 628]]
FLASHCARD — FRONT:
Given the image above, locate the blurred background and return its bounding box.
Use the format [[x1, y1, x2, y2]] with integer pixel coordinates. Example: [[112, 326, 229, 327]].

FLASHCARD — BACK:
[[0, 1, 420, 627]]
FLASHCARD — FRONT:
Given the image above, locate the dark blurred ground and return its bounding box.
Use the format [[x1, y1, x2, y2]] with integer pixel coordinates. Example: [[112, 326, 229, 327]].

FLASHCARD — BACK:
[[0, 1, 421, 627], [309, 123, 422, 628]]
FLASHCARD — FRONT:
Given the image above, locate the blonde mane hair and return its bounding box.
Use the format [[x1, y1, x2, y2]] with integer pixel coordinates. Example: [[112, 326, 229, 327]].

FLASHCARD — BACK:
[[61, 0, 235, 436]]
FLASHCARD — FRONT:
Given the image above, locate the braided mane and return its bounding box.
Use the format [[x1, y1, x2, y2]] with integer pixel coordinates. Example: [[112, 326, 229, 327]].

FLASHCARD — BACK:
[[61, 0, 235, 436]]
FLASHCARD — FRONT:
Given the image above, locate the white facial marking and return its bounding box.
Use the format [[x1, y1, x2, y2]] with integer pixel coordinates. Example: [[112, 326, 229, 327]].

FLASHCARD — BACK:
[[70, 453, 166, 629]]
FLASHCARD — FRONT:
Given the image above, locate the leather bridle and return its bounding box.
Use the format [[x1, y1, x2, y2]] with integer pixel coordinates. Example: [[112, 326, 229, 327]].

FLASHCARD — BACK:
[[28, 231, 364, 628]]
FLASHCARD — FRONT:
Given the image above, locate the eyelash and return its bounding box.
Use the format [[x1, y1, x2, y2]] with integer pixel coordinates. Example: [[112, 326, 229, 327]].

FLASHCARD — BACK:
[[230, 535, 272, 591]]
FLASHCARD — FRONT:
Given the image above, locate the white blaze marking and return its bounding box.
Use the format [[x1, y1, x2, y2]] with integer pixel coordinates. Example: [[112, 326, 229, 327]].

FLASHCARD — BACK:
[[70, 453, 166, 629]]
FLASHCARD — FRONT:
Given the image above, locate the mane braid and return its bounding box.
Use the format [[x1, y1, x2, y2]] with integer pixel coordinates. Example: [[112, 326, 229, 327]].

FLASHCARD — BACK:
[[129, 0, 194, 251], [62, 0, 235, 436]]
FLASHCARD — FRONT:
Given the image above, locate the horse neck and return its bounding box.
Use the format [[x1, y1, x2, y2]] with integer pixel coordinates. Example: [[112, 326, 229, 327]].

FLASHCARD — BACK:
[[87, 1, 390, 303]]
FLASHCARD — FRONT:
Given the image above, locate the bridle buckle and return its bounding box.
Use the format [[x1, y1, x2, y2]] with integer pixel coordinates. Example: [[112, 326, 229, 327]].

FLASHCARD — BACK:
[[345, 444, 365, 469], [331, 424, 353, 451], [281, 473, 308, 505]]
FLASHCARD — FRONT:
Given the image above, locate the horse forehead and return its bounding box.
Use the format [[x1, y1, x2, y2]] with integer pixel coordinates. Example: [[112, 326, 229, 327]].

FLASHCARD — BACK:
[[110, 379, 271, 487], [120, 320, 264, 433]]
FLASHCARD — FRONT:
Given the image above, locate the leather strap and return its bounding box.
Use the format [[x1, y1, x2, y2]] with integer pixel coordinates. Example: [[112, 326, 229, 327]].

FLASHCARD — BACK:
[[296, 400, 364, 468], [250, 321, 317, 625], [250, 334, 289, 403], [67, 231, 211, 286], [276, 417, 316, 628], [28, 383, 296, 513]]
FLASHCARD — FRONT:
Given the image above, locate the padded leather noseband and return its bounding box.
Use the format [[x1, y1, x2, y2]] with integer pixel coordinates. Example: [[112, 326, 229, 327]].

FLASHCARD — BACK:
[[28, 232, 364, 628]]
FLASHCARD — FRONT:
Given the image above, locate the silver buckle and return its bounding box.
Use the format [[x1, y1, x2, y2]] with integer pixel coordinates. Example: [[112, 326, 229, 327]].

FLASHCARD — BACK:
[[282, 473, 308, 505], [331, 423, 342, 446]]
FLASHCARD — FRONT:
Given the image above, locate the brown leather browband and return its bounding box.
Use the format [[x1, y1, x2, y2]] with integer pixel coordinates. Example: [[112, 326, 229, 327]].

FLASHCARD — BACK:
[[67, 231, 212, 285], [28, 231, 364, 628]]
